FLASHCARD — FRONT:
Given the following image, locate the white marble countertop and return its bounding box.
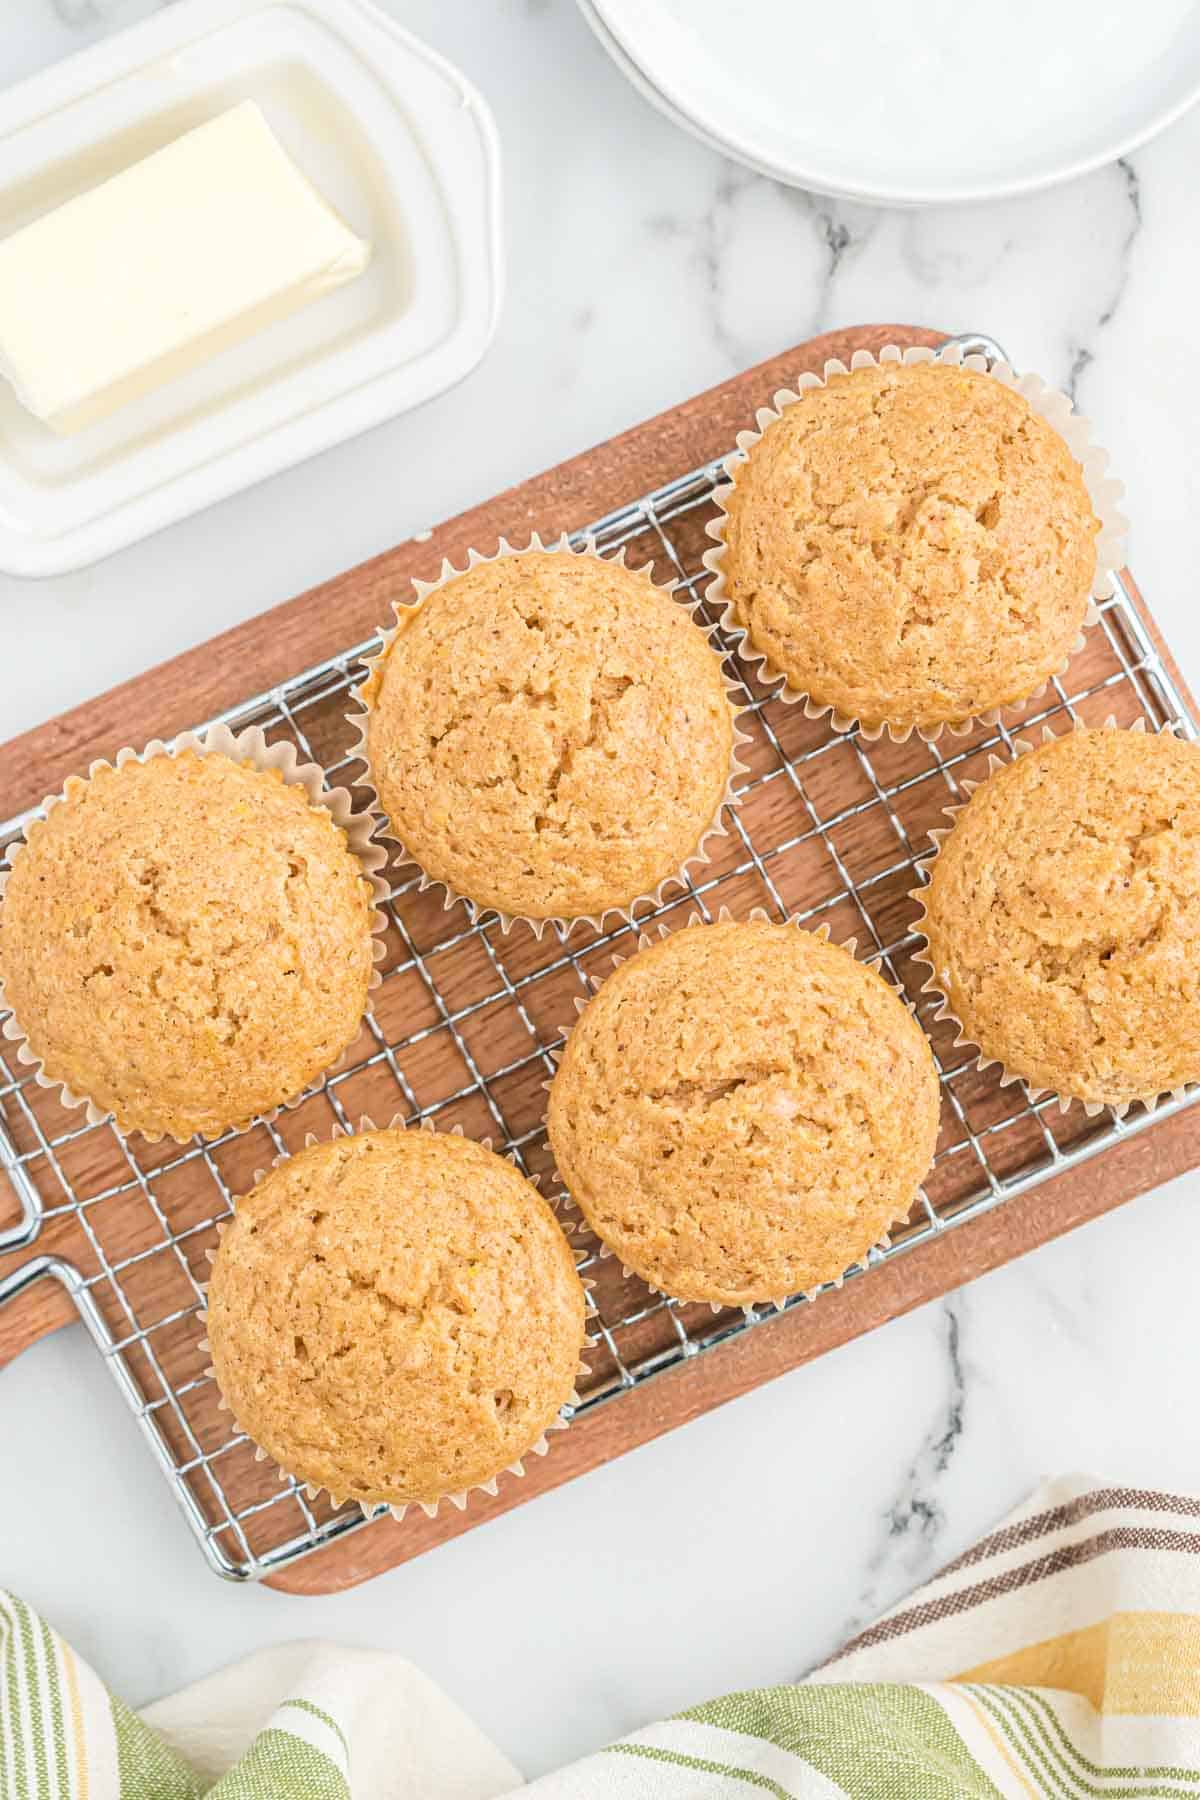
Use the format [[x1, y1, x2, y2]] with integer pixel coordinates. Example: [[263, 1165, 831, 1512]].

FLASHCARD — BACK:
[[4, 0, 1200, 1784]]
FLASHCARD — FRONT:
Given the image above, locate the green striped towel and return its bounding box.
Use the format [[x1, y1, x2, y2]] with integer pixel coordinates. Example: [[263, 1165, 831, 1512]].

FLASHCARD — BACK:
[[7, 1476, 1200, 1796], [0, 1605, 518, 1800]]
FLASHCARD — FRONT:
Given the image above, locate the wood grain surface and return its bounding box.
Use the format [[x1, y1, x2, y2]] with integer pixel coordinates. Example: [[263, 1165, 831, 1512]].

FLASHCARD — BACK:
[[1, 319, 1196, 1598]]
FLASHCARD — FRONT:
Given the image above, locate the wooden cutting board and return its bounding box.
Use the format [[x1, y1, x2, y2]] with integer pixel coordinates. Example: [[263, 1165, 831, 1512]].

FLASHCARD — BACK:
[[2, 321, 1198, 1597]]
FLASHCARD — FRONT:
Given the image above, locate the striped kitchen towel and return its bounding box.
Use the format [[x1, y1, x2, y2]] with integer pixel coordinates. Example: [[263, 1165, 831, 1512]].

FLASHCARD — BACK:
[[5, 1475, 1200, 1796], [0, 1621, 519, 1800], [525, 1474, 1200, 1797]]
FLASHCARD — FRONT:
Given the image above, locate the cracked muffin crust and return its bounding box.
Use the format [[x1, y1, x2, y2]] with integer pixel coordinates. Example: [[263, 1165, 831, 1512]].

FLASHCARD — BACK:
[[206, 1128, 587, 1508], [363, 549, 736, 921], [0, 751, 375, 1141], [546, 919, 940, 1306], [918, 726, 1200, 1108], [716, 360, 1100, 734]]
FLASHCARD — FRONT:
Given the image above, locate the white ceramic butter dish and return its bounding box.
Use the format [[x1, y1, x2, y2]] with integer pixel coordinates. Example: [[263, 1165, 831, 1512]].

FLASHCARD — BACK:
[[0, 0, 503, 576]]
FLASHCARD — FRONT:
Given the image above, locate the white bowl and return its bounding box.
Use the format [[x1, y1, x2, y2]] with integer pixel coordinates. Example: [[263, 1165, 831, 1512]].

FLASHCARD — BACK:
[[0, 0, 503, 576], [581, 0, 1200, 205]]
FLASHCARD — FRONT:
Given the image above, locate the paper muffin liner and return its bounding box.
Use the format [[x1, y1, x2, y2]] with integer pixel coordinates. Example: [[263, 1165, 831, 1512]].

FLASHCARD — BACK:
[[0, 721, 391, 1143], [702, 340, 1129, 744], [348, 533, 753, 939], [543, 904, 934, 1314], [197, 1113, 595, 1522], [908, 714, 1194, 1120]]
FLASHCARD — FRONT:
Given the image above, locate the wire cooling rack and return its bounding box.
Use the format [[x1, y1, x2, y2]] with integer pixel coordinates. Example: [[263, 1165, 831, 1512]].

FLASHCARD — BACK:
[[2, 334, 1198, 1582]]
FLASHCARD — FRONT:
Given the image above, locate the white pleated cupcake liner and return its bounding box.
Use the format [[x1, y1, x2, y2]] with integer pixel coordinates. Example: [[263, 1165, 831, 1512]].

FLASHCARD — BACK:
[[0, 722, 391, 1144], [702, 340, 1129, 744], [542, 905, 935, 1314], [908, 714, 1194, 1120], [197, 1112, 595, 1523], [347, 534, 752, 940]]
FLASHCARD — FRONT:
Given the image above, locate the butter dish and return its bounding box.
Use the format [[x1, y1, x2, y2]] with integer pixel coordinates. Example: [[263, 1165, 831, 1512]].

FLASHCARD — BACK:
[[0, 0, 503, 576], [0, 102, 372, 435]]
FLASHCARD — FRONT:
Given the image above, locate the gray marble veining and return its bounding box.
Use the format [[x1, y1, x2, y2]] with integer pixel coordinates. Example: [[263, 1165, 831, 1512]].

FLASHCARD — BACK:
[[841, 1298, 969, 1638], [1067, 158, 1144, 404]]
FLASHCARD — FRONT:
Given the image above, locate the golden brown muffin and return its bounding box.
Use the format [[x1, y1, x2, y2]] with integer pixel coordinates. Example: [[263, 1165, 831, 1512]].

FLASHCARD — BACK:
[[206, 1128, 587, 1509], [363, 549, 736, 921], [546, 919, 940, 1305], [0, 751, 374, 1141], [917, 725, 1200, 1108], [714, 359, 1100, 734]]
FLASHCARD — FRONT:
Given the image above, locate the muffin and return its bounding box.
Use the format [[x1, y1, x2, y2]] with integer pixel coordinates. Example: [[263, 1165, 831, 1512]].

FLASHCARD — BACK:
[[710, 357, 1102, 736], [0, 749, 375, 1141], [206, 1128, 587, 1510], [916, 725, 1200, 1109], [362, 546, 737, 923], [546, 918, 940, 1306]]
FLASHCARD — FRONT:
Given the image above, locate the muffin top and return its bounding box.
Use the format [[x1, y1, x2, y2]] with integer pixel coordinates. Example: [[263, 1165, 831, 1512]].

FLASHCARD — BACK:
[[206, 1129, 587, 1508], [547, 919, 940, 1305], [364, 550, 735, 920], [717, 360, 1099, 733], [0, 751, 374, 1141], [919, 726, 1200, 1107]]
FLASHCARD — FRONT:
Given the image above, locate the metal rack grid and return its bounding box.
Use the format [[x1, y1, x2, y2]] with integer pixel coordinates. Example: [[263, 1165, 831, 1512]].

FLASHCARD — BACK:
[[2, 333, 1197, 1583]]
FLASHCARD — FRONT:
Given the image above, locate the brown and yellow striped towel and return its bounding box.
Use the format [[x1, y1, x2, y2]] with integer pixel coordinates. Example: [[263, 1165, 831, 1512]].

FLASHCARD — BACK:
[[524, 1475, 1200, 1795]]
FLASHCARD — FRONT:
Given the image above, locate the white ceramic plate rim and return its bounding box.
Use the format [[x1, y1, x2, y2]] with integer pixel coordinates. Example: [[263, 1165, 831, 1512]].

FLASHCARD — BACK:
[[580, 0, 1200, 204]]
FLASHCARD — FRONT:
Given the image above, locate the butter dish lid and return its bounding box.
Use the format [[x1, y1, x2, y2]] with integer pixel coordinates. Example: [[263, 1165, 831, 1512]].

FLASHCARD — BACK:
[[0, 0, 503, 577]]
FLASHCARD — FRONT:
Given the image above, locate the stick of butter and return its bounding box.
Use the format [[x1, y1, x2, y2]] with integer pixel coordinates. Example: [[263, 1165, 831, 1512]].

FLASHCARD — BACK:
[[0, 101, 371, 435]]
